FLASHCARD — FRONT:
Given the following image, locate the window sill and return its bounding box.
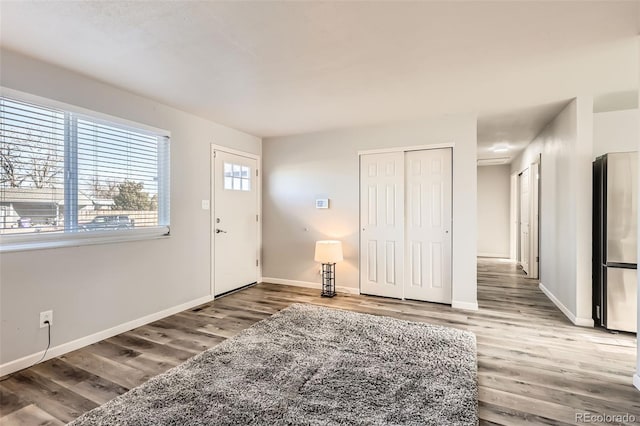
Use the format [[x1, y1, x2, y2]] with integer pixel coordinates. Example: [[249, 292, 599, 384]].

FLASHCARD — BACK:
[[0, 227, 170, 253]]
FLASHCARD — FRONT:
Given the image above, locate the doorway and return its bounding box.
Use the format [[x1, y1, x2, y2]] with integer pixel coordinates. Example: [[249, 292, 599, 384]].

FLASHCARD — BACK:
[[519, 168, 530, 274], [530, 161, 540, 278], [513, 156, 540, 279], [359, 148, 453, 303], [211, 147, 259, 296], [510, 173, 518, 260]]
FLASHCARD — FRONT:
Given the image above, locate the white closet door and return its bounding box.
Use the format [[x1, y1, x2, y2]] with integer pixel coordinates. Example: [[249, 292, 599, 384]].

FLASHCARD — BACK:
[[360, 152, 404, 298], [404, 149, 452, 303]]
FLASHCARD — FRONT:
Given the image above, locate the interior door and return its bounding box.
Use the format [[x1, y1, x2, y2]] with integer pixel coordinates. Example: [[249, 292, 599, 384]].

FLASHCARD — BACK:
[[404, 149, 452, 303], [510, 173, 518, 261], [213, 149, 258, 296], [360, 152, 404, 298], [519, 168, 530, 274], [530, 161, 540, 279]]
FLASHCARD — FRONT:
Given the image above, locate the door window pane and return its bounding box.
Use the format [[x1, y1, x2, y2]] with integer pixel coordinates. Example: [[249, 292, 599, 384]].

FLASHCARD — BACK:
[[223, 162, 251, 191]]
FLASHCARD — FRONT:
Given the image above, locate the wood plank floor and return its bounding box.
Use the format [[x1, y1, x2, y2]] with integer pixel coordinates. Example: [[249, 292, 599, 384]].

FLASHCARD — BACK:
[[1, 258, 638, 425]]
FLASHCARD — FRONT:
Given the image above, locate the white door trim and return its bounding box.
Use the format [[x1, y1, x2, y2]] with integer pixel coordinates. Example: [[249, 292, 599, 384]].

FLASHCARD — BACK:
[[210, 144, 262, 298], [211, 144, 260, 160], [358, 142, 455, 156]]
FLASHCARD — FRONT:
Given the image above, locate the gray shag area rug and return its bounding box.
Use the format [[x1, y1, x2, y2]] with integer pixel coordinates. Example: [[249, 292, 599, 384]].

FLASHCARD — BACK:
[[69, 304, 477, 426]]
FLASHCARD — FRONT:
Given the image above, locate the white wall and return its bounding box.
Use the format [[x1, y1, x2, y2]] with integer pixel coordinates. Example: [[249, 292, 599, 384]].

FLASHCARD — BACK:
[[0, 50, 261, 371], [511, 97, 594, 326], [593, 109, 639, 158], [477, 165, 510, 258], [262, 114, 478, 309]]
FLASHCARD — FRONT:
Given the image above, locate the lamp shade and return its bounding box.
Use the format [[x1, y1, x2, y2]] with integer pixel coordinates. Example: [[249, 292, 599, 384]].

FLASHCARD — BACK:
[[314, 240, 343, 263]]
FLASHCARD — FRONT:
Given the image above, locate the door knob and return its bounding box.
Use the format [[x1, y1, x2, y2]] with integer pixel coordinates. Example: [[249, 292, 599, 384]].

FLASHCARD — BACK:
[[215, 228, 227, 234]]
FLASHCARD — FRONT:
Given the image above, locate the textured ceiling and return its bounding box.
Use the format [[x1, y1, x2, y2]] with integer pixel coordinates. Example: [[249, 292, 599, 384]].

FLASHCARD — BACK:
[[1, 1, 638, 160]]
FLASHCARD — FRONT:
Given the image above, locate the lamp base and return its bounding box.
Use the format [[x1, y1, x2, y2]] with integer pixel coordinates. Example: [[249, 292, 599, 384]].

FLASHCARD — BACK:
[[321, 262, 337, 298]]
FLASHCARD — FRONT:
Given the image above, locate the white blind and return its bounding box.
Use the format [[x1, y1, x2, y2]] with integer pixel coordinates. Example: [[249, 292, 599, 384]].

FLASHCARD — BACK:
[[0, 96, 170, 237]]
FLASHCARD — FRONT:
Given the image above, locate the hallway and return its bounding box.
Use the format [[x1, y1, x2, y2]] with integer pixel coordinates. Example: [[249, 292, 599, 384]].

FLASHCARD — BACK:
[[476, 258, 638, 423]]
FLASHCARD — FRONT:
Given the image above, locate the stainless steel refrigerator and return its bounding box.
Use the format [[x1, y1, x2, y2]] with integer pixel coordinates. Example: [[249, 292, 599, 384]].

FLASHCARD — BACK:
[[592, 152, 638, 333]]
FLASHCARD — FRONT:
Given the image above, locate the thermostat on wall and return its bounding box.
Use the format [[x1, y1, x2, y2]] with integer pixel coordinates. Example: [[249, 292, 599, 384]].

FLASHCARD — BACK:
[[316, 199, 329, 209]]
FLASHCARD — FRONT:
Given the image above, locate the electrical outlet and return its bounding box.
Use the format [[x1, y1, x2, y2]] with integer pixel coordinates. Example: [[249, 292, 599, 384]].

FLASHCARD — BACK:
[[40, 310, 53, 328]]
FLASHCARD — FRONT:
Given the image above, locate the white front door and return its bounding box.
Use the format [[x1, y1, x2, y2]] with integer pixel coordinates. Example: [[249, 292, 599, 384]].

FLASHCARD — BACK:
[[213, 149, 258, 296], [519, 168, 530, 274], [359, 152, 404, 298], [404, 149, 452, 303]]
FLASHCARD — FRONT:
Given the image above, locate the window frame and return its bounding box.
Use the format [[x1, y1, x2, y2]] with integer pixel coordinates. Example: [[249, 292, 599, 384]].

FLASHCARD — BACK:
[[0, 87, 171, 253]]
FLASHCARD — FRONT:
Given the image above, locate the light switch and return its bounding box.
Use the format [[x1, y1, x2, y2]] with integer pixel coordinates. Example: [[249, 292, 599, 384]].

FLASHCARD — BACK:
[[201, 200, 210, 210]]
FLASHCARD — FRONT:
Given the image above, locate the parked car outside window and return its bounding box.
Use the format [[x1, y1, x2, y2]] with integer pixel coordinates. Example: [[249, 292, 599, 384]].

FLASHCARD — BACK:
[[17, 218, 32, 228], [81, 215, 135, 231]]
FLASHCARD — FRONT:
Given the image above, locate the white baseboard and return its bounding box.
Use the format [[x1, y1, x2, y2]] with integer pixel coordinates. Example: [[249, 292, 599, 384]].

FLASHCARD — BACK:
[[538, 283, 593, 327], [452, 300, 479, 311], [261, 277, 360, 295], [477, 253, 509, 259], [0, 294, 213, 377], [571, 317, 594, 327], [634, 374, 640, 391]]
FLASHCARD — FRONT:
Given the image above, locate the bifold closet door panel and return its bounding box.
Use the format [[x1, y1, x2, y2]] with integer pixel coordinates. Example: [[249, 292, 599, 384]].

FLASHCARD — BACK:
[[359, 152, 404, 298], [404, 148, 452, 303]]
